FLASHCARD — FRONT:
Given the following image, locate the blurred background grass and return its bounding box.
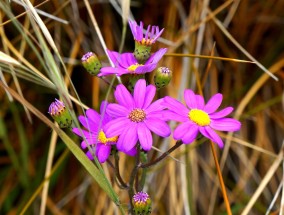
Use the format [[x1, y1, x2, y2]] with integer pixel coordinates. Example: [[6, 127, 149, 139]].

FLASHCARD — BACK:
[[0, 0, 284, 214]]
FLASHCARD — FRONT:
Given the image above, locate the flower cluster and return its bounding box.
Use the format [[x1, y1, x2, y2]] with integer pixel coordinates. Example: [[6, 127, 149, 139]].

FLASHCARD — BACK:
[[48, 20, 242, 214], [48, 20, 241, 164]]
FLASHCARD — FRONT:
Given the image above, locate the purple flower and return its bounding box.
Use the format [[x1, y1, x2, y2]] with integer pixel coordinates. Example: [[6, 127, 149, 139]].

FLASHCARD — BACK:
[[104, 79, 171, 153], [163, 90, 241, 148], [48, 99, 65, 115], [72, 101, 119, 163], [129, 20, 164, 45], [98, 48, 167, 77]]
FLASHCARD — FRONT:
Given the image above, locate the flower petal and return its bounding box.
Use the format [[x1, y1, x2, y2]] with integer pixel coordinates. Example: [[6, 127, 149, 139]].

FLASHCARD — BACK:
[[144, 118, 171, 137], [117, 123, 138, 152], [104, 117, 130, 137], [204, 93, 223, 114], [209, 107, 234, 119], [106, 104, 129, 118], [210, 118, 241, 131], [134, 79, 146, 108], [137, 123, 153, 151], [129, 20, 138, 38], [143, 84, 156, 109], [124, 147, 137, 156], [86, 109, 100, 122], [81, 138, 97, 149], [86, 151, 94, 160], [196, 95, 205, 109], [146, 98, 165, 113], [135, 63, 157, 74], [162, 110, 188, 122], [180, 124, 199, 144], [146, 48, 167, 64], [199, 126, 224, 148], [163, 96, 189, 116], [184, 89, 198, 109], [78, 116, 99, 132], [98, 67, 127, 76], [72, 128, 97, 139], [120, 53, 136, 68], [114, 84, 134, 109], [107, 50, 120, 66], [173, 121, 194, 140], [96, 144, 111, 163]]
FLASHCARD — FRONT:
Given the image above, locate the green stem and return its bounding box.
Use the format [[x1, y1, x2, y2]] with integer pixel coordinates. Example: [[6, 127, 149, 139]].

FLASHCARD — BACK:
[[114, 151, 128, 189], [138, 151, 148, 191], [128, 146, 141, 213]]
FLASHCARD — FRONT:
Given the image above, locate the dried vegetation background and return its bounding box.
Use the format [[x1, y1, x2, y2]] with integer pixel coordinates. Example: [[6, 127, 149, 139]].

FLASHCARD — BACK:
[[0, 0, 284, 214]]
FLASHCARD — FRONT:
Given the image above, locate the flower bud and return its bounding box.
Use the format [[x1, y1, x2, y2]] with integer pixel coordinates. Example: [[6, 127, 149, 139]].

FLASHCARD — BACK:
[[48, 99, 72, 128], [153, 67, 172, 89], [81, 52, 102, 76], [132, 191, 152, 215]]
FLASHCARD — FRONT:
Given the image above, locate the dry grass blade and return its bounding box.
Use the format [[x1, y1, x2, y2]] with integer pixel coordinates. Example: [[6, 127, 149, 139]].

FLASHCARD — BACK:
[[121, 0, 130, 24], [39, 130, 58, 215], [165, 53, 255, 63], [241, 145, 284, 215], [209, 10, 278, 81], [21, 0, 59, 55], [0, 0, 50, 27], [0, 51, 21, 66]]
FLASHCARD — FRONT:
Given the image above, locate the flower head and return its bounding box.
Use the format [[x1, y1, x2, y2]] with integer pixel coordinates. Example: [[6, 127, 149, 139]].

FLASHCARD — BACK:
[[98, 48, 167, 77], [104, 79, 171, 153], [163, 90, 241, 148], [132, 191, 152, 215], [72, 101, 126, 163], [129, 21, 164, 46], [48, 99, 72, 128]]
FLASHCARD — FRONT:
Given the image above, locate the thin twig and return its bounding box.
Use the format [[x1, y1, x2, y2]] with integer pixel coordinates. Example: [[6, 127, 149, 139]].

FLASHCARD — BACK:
[[209, 140, 232, 215], [140, 141, 183, 169]]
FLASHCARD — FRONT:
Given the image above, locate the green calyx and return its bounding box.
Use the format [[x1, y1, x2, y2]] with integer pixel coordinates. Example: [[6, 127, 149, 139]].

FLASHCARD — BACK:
[[134, 42, 152, 64], [133, 198, 152, 215], [82, 52, 102, 76], [51, 107, 72, 128], [121, 74, 145, 92], [153, 67, 172, 89]]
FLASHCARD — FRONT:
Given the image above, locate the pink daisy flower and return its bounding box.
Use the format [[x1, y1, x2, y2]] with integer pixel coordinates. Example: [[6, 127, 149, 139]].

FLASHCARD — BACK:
[[163, 90, 241, 148], [72, 101, 135, 163], [98, 48, 167, 77], [104, 79, 171, 153], [129, 20, 164, 45]]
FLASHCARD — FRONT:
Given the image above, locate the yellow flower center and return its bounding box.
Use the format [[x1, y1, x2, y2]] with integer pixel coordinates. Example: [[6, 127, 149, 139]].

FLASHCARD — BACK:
[[128, 63, 142, 72], [128, 109, 146, 122], [98, 130, 118, 145], [188, 109, 210, 126]]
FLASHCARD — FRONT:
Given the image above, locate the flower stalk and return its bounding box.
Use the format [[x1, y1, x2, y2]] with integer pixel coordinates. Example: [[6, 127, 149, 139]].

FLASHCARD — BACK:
[[209, 140, 232, 215]]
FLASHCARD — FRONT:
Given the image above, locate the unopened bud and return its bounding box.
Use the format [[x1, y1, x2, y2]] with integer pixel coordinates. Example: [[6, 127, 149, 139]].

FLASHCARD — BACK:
[[132, 191, 152, 215], [48, 99, 72, 128], [81, 52, 102, 76], [153, 67, 172, 89]]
